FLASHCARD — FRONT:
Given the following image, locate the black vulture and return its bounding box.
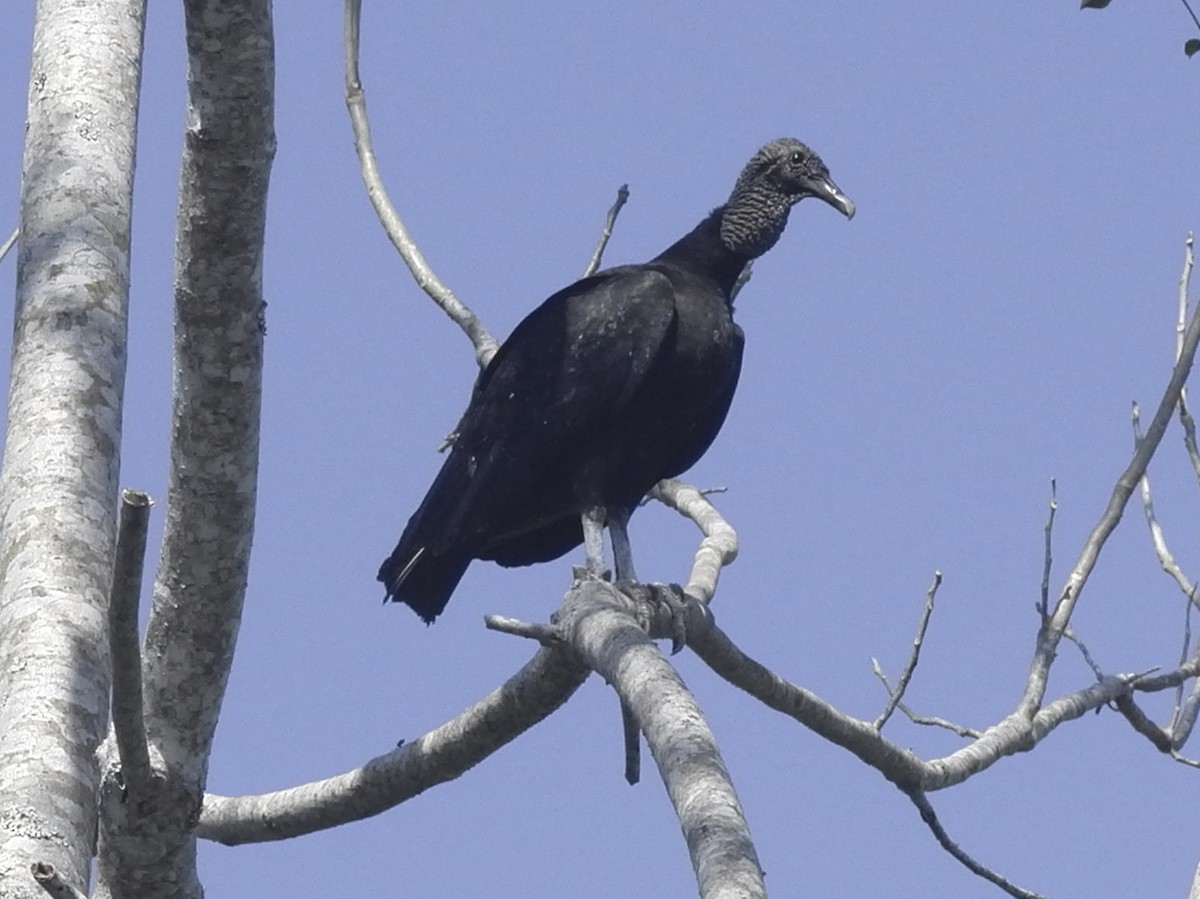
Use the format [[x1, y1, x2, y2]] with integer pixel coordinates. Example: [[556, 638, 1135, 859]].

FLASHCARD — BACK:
[[380, 138, 854, 623]]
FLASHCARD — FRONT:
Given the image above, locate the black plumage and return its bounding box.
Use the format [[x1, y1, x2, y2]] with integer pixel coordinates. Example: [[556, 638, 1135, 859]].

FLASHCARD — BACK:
[[380, 138, 854, 623]]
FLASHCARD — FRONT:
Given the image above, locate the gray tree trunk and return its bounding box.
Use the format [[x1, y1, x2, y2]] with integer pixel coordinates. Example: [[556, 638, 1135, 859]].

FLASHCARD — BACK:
[[0, 1, 146, 897]]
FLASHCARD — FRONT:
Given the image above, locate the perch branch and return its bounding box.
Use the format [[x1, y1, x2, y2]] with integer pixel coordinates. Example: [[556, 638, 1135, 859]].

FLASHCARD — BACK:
[[342, 0, 497, 368], [557, 579, 765, 897], [582, 184, 630, 278], [908, 792, 1047, 899], [108, 489, 154, 794], [874, 571, 942, 730], [649, 478, 739, 604]]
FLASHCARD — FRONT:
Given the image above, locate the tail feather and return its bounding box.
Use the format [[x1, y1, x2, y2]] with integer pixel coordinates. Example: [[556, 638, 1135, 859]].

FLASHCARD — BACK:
[[378, 543, 470, 624]]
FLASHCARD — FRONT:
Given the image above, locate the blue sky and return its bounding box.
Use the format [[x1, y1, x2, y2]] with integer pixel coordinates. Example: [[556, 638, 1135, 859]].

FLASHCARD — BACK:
[[4, 3, 1200, 897]]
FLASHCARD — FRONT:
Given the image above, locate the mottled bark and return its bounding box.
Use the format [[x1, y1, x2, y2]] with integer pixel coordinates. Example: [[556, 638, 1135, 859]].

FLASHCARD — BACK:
[[92, 2, 275, 897], [0, 1, 145, 896]]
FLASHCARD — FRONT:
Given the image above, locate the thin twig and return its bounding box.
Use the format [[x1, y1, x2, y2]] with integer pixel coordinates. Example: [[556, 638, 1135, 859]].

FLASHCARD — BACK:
[[582, 185, 629, 278], [874, 571, 942, 730], [108, 489, 154, 793], [1172, 600, 1194, 734], [483, 614, 563, 646], [0, 227, 18, 266], [908, 792, 1047, 899], [1038, 479, 1056, 620], [871, 663, 980, 738], [1134, 402, 1200, 607], [1063, 628, 1104, 680], [342, 0, 498, 369], [1176, 235, 1200, 485], [1180, 0, 1200, 34]]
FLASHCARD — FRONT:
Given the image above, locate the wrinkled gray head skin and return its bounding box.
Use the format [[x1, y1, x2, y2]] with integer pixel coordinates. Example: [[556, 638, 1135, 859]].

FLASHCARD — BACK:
[[720, 138, 854, 259]]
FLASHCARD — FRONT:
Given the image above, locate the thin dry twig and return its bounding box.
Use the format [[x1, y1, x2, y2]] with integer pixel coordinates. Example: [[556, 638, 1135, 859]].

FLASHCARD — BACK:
[[483, 614, 562, 646], [108, 489, 154, 793], [582, 185, 629, 278], [871, 662, 980, 738], [1133, 402, 1200, 607], [1038, 479, 1056, 619], [874, 571, 942, 730], [342, 0, 498, 369], [1175, 234, 1200, 485], [908, 792, 1047, 899], [1063, 628, 1104, 680], [0, 227, 17, 265]]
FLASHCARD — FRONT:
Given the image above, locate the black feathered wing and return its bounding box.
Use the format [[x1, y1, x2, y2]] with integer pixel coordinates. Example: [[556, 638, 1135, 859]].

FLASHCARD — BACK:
[[379, 266, 683, 621]]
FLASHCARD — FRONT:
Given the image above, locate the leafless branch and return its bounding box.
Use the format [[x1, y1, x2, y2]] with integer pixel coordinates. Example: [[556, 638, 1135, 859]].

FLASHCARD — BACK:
[[484, 614, 563, 646], [0, 227, 17, 265], [342, 0, 498, 369], [30, 863, 88, 899], [908, 791, 1047, 899], [874, 571, 942, 730], [871, 662, 980, 738], [1114, 694, 1173, 753], [198, 643, 589, 843], [1038, 479, 1056, 619], [582, 184, 629, 278], [1063, 628, 1105, 680], [1171, 601, 1194, 735], [108, 489, 154, 794], [649, 478, 739, 604], [555, 579, 764, 897], [1017, 297, 1200, 717], [1133, 403, 1200, 606], [1175, 234, 1200, 488]]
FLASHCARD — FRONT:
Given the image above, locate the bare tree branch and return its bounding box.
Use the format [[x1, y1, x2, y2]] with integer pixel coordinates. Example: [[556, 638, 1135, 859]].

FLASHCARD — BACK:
[[874, 571, 942, 730], [1114, 694, 1173, 753], [107, 489, 154, 794], [908, 791, 1047, 899], [1038, 479, 1056, 619], [198, 644, 588, 843], [342, 0, 498, 369], [582, 184, 629, 278], [556, 580, 765, 898], [1133, 403, 1200, 606], [0, 227, 17, 266], [1017, 297, 1200, 717], [649, 478, 739, 604]]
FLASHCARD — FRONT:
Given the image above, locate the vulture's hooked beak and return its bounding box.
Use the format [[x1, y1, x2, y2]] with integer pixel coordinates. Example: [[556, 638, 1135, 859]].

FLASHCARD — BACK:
[[809, 176, 855, 220]]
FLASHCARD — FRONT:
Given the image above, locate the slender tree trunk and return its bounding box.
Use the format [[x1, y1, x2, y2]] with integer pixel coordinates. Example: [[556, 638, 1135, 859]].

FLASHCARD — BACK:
[[0, 1, 145, 896]]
